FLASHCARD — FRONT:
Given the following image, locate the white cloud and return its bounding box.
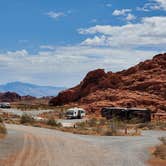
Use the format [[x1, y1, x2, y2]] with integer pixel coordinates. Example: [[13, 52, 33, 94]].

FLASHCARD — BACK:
[[81, 36, 107, 46], [112, 9, 131, 16], [137, 0, 166, 11], [126, 13, 136, 21], [154, 0, 166, 9], [0, 46, 158, 86], [40, 45, 55, 50], [46, 11, 65, 20], [112, 8, 136, 22], [79, 16, 166, 48]]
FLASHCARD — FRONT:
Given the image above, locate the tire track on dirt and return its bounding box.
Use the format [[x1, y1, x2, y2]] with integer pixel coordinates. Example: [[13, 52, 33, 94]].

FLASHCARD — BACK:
[[0, 124, 165, 166]]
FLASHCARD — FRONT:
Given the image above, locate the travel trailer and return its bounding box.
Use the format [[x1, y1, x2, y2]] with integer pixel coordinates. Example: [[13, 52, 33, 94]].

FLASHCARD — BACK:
[[66, 107, 86, 119], [101, 107, 151, 123], [0, 102, 11, 109]]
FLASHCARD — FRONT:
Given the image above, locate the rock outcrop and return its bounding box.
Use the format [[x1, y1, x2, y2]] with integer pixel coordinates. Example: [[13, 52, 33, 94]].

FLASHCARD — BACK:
[[49, 53, 166, 113], [0, 92, 21, 102]]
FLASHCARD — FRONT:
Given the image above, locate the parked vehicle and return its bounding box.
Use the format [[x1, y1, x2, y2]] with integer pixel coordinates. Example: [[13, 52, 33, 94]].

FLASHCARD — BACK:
[[101, 107, 151, 123], [66, 107, 86, 119], [0, 102, 11, 109]]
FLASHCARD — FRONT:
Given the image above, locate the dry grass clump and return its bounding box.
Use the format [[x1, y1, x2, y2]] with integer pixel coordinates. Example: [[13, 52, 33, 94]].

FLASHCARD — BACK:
[[67, 118, 141, 136], [20, 114, 35, 124], [0, 116, 7, 137], [46, 118, 62, 127], [0, 117, 3, 123], [137, 121, 166, 130], [153, 137, 166, 160], [0, 124, 7, 135]]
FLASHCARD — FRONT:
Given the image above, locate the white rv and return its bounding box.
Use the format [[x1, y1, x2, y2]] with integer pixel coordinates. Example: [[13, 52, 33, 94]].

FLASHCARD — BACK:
[[0, 102, 11, 109], [66, 107, 86, 119]]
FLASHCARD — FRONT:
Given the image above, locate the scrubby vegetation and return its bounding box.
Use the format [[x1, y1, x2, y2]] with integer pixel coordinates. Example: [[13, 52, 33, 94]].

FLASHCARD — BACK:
[[137, 121, 166, 130], [153, 137, 166, 160], [0, 124, 7, 135], [61, 118, 140, 136], [0, 116, 7, 137], [0, 117, 3, 123], [47, 118, 62, 127], [20, 114, 35, 124]]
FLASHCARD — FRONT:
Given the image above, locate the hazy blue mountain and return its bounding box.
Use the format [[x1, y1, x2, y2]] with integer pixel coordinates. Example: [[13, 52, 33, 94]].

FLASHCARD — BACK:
[[0, 82, 65, 97]]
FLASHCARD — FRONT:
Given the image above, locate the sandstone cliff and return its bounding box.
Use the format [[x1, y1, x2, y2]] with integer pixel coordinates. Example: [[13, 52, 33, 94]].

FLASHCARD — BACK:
[[49, 53, 166, 113]]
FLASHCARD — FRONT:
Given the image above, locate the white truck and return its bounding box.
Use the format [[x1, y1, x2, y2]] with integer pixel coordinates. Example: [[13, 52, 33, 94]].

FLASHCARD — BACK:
[[66, 107, 86, 119]]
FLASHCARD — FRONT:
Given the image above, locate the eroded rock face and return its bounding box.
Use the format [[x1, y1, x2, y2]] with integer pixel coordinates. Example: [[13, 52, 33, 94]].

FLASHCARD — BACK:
[[49, 53, 166, 113], [21, 95, 36, 101], [0, 92, 21, 102], [49, 69, 107, 106]]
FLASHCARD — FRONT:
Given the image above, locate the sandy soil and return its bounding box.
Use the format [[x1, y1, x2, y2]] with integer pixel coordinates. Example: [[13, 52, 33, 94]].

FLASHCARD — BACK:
[[148, 159, 166, 166], [0, 124, 166, 166]]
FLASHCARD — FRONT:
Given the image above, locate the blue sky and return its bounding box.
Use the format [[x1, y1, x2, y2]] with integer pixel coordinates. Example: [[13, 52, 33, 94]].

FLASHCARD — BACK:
[[0, 0, 166, 87]]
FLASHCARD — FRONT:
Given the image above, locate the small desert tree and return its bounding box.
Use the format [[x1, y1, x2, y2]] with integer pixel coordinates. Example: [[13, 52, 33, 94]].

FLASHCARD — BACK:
[[20, 114, 35, 124]]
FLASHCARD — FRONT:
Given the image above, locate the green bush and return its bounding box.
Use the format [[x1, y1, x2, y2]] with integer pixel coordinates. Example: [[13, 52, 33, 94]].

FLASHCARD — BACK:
[[47, 119, 62, 127], [20, 114, 35, 124]]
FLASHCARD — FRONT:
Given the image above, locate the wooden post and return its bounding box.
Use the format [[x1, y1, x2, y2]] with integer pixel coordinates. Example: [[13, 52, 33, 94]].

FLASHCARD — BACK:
[[125, 123, 127, 135]]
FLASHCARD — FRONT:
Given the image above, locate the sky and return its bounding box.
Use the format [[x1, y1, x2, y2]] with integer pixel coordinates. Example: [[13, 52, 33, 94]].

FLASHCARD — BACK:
[[0, 0, 166, 87]]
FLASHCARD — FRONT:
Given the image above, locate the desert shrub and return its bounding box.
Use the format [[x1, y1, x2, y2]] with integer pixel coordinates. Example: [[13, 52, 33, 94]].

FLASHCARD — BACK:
[[128, 118, 143, 124], [103, 129, 114, 136], [58, 112, 64, 119], [137, 122, 155, 129], [153, 137, 166, 160], [109, 118, 125, 131], [159, 137, 166, 145], [137, 122, 166, 130], [0, 123, 7, 134], [88, 118, 98, 127], [76, 121, 87, 128], [0, 117, 3, 123], [20, 114, 35, 124], [47, 119, 62, 127], [154, 145, 166, 159], [99, 118, 108, 126]]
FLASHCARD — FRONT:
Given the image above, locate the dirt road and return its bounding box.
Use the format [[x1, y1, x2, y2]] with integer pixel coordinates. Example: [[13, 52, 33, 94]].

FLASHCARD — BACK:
[[0, 124, 165, 166]]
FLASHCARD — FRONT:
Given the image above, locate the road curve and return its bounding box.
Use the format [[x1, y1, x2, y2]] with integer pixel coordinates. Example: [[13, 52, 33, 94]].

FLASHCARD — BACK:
[[0, 124, 166, 166]]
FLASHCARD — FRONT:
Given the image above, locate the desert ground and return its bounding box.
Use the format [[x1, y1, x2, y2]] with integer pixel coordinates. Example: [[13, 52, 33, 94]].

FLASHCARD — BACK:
[[0, 124, 165, 166]]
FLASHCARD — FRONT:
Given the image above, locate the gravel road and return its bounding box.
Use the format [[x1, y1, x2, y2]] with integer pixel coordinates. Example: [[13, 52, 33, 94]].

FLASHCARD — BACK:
[[0, 124, 165, 166], [1, 109, 53, 116]]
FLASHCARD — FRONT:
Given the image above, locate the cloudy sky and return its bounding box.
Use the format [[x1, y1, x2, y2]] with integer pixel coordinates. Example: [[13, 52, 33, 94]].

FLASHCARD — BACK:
[[0, 0, 166, 87]]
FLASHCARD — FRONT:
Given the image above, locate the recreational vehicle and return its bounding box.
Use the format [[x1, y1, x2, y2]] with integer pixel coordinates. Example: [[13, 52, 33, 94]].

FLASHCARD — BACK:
[[101, 107, 151, 123], [66, 107, 86, 119], [0, 102, 11, 109]]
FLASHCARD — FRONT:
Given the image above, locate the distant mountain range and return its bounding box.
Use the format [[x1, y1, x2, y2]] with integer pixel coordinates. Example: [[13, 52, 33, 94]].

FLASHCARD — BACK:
[[0, 82, 65, 97]]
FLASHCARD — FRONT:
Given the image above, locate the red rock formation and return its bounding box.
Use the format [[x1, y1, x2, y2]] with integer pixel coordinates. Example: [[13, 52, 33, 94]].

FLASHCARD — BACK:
[[21, 95, 36, 101], [49, 53, 166, 113], [0, 92, 21, 102]]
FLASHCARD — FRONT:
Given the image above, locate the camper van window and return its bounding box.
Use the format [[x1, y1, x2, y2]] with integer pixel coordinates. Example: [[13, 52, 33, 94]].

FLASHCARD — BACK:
[[67, 111, 73, 115]]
